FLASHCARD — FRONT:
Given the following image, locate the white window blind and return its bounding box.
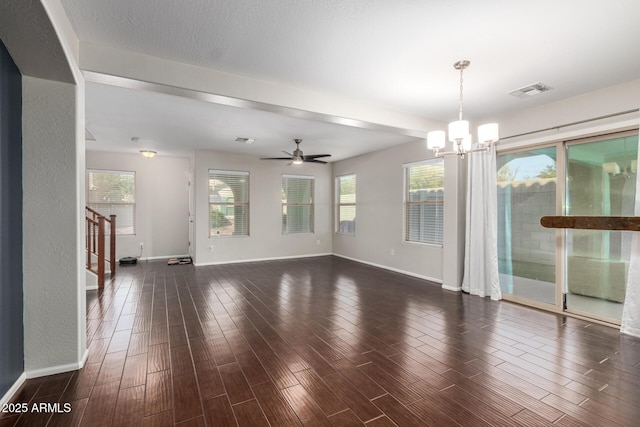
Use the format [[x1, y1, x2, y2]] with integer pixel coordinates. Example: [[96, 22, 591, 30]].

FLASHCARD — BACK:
[[337, 174, 356, 234], [404, 159, 444, 245], [282, 174, 314, 234], [87, 169, 136, 235], [209, 170, 249, 237]]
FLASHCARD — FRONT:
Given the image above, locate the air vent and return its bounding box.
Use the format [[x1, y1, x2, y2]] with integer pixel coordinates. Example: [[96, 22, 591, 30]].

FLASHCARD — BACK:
[[235, 137, 255, 144], [508, 82, 553, 98]]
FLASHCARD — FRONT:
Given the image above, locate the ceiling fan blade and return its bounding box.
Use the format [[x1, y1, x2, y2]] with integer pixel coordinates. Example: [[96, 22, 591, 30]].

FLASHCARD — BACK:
[[303, 154, 331, 159], [262, 140, 332, 164]]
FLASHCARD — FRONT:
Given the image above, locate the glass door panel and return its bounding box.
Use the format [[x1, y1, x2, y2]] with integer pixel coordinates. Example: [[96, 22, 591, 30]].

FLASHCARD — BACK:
[[497, 147, 557, 305], [565, 134, 638, 321]]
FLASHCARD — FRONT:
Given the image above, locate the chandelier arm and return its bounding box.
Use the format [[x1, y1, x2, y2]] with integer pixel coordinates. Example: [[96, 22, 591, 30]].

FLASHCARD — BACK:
[[432, 150, 466, 158], [466, 145, 493, 154]]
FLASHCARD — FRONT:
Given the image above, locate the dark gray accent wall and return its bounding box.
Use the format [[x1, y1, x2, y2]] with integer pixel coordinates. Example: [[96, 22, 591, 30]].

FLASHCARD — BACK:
[[0, 37, 23, 398]]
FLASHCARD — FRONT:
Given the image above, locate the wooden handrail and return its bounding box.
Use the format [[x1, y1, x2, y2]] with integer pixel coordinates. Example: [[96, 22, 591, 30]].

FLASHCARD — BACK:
[[86, 206, 102, 218], [86, 207, 117, 288], [541, 215, 640, 231]]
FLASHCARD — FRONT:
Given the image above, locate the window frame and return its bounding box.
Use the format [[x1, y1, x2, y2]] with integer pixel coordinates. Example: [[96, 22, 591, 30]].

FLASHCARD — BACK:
[[208, 169, 250, 237], [403, 159, 444, 246], [86, 169, 136, 236], [282, 174, 315, 234], [336, 173, 356, 235]]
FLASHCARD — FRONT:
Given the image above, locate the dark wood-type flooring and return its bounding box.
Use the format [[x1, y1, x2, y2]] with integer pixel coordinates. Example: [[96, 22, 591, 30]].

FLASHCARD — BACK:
[[2, 255, 640, 426]]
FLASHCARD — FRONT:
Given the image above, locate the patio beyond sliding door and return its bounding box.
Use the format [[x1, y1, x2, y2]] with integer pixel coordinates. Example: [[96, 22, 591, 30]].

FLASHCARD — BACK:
[[565, 133, 638, 321], [497, 147, 558, 306], [497, 131, 638, 323]]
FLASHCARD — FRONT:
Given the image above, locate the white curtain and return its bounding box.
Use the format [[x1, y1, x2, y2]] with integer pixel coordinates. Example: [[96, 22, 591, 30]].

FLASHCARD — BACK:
[[621, 155, 640, 337], [462, 145, 501, 300]]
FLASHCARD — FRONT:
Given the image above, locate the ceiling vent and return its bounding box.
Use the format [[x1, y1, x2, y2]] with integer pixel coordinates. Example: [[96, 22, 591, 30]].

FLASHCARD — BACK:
[[235, 137, 255, 144], [508, 82, 553, 98]]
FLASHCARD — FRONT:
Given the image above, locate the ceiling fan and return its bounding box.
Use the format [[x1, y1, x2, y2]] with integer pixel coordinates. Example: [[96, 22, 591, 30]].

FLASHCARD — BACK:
[[260, 139, 331, 164]]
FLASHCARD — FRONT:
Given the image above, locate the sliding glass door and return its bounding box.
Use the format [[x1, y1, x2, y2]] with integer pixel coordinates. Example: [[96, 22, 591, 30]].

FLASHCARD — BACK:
[[497, 131, 638, 323], [565, 133, 638, 321], [497, 147, 558, 306]]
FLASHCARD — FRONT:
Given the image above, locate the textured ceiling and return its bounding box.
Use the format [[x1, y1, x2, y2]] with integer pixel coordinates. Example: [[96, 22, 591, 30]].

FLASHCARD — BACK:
[[59, 0, 640, 158], [0, 1, 75, 83]]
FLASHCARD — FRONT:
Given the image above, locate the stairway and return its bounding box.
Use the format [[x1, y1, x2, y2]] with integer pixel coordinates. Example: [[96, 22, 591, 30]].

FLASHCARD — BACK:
[[85, 207, 116, 289]]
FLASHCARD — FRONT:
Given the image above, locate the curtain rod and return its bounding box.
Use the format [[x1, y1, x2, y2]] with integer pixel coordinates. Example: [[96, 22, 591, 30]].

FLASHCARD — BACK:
[[500, 108, 640, 141]]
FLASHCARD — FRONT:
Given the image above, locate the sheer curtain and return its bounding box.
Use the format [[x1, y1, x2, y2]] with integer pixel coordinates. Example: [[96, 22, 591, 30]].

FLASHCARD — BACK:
[[462, 145, 501, 300], [621, 157, 640, 337]]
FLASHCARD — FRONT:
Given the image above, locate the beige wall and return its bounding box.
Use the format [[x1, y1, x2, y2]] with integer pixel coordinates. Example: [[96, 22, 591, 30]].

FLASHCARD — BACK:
[[332, 138, 451, 283], [86, 151, 191, 260], [22, 76, 86, 376], [193, 149, 333, 265]]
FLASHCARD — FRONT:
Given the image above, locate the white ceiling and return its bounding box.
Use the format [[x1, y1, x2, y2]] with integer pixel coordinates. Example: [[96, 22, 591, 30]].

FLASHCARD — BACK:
[[61, 0, 640, 161]]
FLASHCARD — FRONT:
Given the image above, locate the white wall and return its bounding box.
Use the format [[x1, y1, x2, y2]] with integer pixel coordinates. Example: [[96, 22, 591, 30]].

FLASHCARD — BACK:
[[495, 79, 640, 148], [86, 151, 191, 260], [332, 138, 451, 282], [193, 150, 332, 264], [22, 76, 85, 375]]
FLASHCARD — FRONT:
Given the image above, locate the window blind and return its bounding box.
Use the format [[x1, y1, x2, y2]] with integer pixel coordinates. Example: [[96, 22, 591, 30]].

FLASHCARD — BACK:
[[87, 170, 136, 235], [209, 170, 249, 236], [337, 174, 356, 234], [282, 174, 314, 234], [404, 159, 444, 245]]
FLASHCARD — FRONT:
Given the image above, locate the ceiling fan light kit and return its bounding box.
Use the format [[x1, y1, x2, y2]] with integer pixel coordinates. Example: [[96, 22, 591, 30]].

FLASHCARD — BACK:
[[261, 138, 331, 165], [427, 60, 499, 159]]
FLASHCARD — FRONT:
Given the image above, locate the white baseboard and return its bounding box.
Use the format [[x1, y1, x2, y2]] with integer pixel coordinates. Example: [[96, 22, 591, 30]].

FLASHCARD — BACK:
[[26, 351, 87, 379], [442, 285, 462, 292], [79, 348, 89, 368], [193, 252, 332, 267], [331, 253, 443, 284], [138, 254, 190, 261], [0, 372, 26, 407]]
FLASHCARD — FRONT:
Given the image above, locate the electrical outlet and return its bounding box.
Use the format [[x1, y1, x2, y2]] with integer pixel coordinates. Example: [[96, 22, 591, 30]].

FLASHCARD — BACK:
[[316, 239, 321, 245], [390, 249, 395, 256]]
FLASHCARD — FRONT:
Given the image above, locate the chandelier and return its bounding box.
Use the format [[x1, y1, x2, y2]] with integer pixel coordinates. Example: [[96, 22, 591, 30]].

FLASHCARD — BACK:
[[427, 60, 499, 158]]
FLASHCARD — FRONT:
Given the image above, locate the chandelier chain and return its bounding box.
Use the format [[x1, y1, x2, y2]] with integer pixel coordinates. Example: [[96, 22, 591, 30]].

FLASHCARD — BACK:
[[458, 66, 464, 121]]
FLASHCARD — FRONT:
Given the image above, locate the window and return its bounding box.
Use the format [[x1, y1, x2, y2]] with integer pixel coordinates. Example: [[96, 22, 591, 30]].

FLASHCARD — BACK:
[[87, 169, 136, 235], [404, 159, 444, 245], [336, 174, 356, 234], [282, 174, 314, 234], [209, 170, 249, 236]]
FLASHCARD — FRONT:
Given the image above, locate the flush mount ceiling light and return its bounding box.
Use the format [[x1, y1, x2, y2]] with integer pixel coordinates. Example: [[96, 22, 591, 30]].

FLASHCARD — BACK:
[[235, 137, 255, 144], [140, 150, 157, 158], [427, 60, 499, 158]]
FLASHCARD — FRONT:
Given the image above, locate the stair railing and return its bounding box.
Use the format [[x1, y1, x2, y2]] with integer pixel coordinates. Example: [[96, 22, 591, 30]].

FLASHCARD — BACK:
[[85, 207, 116, 288]]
